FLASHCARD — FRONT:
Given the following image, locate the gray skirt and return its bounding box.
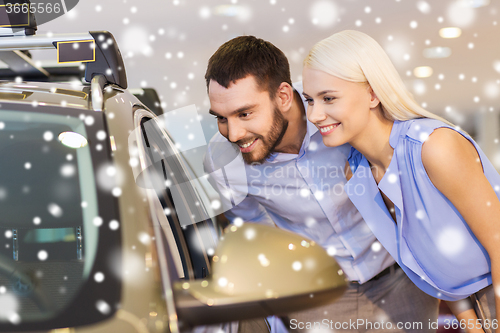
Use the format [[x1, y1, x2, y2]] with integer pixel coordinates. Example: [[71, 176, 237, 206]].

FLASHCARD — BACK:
[[471, 284, 497, 333]]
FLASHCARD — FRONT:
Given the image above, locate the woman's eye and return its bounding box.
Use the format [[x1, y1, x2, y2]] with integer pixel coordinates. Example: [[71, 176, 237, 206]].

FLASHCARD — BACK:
[[305, 98, 314, 105], [324, 97, 335, 102]]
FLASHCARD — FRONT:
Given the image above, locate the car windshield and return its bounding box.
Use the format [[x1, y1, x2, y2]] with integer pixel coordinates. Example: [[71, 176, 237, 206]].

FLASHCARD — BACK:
[[0, 108, 100, 324]]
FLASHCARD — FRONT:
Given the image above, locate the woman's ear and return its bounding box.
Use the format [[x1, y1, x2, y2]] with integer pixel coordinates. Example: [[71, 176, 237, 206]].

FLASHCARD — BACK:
[[367, 85, 381, 109], [275, 82, 294, 112]]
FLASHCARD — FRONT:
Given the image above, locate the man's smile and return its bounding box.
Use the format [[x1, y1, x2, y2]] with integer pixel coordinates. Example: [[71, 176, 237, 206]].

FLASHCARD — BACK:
[[237, 138, 259, 153]]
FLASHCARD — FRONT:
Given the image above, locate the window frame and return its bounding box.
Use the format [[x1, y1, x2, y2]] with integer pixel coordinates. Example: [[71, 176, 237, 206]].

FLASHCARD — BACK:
[[132, 110, 217, 281]]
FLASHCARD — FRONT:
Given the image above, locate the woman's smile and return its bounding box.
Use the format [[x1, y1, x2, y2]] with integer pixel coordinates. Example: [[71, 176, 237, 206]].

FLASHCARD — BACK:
[[318, 123, 341, 135]]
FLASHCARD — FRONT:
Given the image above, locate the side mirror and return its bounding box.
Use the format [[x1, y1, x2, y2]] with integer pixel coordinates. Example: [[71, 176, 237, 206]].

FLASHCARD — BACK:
[[174, 223, 347, 327]]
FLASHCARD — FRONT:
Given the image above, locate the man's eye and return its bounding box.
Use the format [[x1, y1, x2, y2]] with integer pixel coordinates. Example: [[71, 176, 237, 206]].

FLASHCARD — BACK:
[[240, 112, 251, 118], [214, 115, 227, 122]]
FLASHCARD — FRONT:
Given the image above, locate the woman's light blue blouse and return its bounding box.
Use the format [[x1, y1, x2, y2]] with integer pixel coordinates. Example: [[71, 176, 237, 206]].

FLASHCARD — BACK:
[[345, 118, 498, 301]]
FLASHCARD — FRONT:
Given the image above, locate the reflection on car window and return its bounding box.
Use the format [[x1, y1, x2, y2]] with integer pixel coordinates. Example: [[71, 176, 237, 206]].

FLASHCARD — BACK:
[[138, 117, 217, 280], [0, 110, 99, 323], [24, 228, 76, 244]]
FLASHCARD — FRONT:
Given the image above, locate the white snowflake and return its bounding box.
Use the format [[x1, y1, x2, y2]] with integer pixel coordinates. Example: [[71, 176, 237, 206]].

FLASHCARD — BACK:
[[96, 300, 111, 315], [371, 241, 382, 252], [37, 250, 48, 261], [417, 1, 431, 14], [94, 272, 105, 283], [48, 203, 63, 217], [310, 0, 339, 28], [437, 227, 465, 257]]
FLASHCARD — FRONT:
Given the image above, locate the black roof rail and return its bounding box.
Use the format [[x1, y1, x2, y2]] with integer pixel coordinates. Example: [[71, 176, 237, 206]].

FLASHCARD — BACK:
[[85, 31, 127, 89], [0, 31, 128, 88]]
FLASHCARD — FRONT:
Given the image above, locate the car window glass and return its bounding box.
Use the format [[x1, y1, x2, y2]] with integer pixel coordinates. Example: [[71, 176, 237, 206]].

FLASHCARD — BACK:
[[0, 109, 100, 323]]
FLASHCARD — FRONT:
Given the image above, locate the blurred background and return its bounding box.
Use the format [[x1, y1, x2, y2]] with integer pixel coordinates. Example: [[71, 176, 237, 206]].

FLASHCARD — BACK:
[[34, 0, 500, 175]]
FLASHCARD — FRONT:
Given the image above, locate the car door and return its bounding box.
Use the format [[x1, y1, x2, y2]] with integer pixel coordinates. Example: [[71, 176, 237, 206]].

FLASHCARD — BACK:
[[132, 109, 218, 282]]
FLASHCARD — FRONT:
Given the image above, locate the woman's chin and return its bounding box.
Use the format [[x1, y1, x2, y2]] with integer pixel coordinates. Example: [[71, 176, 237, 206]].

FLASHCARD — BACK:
[[322, 137, 346, 148]]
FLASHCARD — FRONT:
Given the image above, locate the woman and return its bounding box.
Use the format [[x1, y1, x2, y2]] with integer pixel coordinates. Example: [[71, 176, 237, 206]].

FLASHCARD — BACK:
[[302, 30, 499, 332]]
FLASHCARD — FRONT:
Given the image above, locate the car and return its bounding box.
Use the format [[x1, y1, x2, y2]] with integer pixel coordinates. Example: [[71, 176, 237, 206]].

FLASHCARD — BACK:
[[0, 11, 346, 333], [130, 88, 164, 117]]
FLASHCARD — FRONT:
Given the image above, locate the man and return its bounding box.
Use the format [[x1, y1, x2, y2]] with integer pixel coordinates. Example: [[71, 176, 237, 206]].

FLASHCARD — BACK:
[[203, 36, 438, 333]]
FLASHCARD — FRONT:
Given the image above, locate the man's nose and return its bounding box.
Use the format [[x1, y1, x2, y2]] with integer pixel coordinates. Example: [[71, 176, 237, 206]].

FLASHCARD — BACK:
[[307, 104, 327, 124], [227, 121, 247, 143]]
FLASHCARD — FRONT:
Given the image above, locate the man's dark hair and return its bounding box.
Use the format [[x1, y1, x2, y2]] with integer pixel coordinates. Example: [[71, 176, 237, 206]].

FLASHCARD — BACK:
[[205, 35, 292, 98]]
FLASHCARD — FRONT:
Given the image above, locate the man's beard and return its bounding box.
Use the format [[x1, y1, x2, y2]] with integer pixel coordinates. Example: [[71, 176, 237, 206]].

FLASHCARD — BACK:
[[240, 106, 288, 165]]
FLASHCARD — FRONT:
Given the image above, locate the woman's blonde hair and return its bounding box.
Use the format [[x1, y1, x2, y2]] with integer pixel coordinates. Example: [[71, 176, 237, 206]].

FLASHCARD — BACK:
[[304, 30, 452, 125]]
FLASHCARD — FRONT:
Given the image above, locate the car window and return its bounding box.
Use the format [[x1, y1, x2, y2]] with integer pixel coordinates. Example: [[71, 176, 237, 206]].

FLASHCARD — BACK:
[[0, 106, 121, 330], [135, 115, 217, 280]]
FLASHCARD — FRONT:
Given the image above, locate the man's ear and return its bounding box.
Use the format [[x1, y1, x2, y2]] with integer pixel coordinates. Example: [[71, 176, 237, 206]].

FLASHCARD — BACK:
[[367, 85, 381, 109], [275, 82, 294, 112]]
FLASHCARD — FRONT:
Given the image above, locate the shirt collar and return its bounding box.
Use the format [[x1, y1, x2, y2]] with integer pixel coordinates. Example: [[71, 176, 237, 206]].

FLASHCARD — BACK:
[[377, 120, 404, 211], [389, 120, 410, 149], [266, 120, 318, 163], [345, 119, 404, 257], [346, 156, 399, 259], [377, 148, 403, 211]]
